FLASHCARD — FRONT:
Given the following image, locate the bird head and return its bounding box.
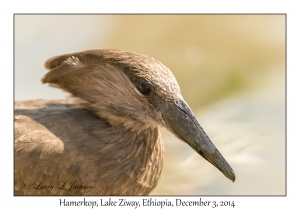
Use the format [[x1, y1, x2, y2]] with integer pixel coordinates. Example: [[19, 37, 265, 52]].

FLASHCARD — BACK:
[[43, 49, 235, 182]]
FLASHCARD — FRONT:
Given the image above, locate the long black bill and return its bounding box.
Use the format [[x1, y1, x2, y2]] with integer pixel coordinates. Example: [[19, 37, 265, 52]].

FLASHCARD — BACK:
[[161, 96, 235, 182]]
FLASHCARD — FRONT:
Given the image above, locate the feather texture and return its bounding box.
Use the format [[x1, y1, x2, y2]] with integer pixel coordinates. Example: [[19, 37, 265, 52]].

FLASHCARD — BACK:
[[15, 100, 163, 195]]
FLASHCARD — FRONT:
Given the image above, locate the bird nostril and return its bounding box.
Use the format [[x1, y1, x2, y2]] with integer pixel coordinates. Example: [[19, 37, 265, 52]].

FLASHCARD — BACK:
[[139, 83, 151, 95]]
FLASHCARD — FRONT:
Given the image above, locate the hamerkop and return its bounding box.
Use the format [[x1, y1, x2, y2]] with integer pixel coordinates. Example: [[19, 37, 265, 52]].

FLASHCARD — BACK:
[[14, 49, 235, 195]]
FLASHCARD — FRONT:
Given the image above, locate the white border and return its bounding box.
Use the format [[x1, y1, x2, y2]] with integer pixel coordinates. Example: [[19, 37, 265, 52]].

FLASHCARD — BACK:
[[2, 1, 298, 209]]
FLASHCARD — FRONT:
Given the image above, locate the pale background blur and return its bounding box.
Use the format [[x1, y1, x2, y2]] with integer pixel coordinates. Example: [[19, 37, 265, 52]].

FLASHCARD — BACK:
[[14, 15, 285, 195]]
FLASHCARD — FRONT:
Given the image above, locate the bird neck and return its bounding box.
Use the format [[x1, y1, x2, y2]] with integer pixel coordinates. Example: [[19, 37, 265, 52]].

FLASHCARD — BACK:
[[91, 121, 164, 195]]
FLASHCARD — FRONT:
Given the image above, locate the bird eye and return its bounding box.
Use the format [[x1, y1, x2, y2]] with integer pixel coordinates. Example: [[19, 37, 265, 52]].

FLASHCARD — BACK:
[[139, 83, 151, 95]]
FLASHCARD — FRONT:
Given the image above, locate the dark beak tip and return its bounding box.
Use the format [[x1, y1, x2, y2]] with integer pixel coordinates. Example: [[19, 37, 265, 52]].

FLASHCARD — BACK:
[[231, 174, 236, 182], [226, 169, 236, 182]]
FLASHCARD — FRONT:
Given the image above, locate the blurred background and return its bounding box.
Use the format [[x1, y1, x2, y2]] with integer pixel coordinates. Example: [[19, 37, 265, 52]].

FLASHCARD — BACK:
[[14, 15, 285, 195]]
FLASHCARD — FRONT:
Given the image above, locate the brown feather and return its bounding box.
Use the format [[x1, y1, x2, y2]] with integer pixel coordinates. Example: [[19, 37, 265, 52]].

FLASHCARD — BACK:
[[15, 100, 163, 195], [15, 50, 170, 195]]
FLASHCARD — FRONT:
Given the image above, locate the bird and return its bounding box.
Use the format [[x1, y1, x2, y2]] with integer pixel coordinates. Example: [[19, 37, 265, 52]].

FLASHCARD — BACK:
[[14, 49, 235, 195]]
